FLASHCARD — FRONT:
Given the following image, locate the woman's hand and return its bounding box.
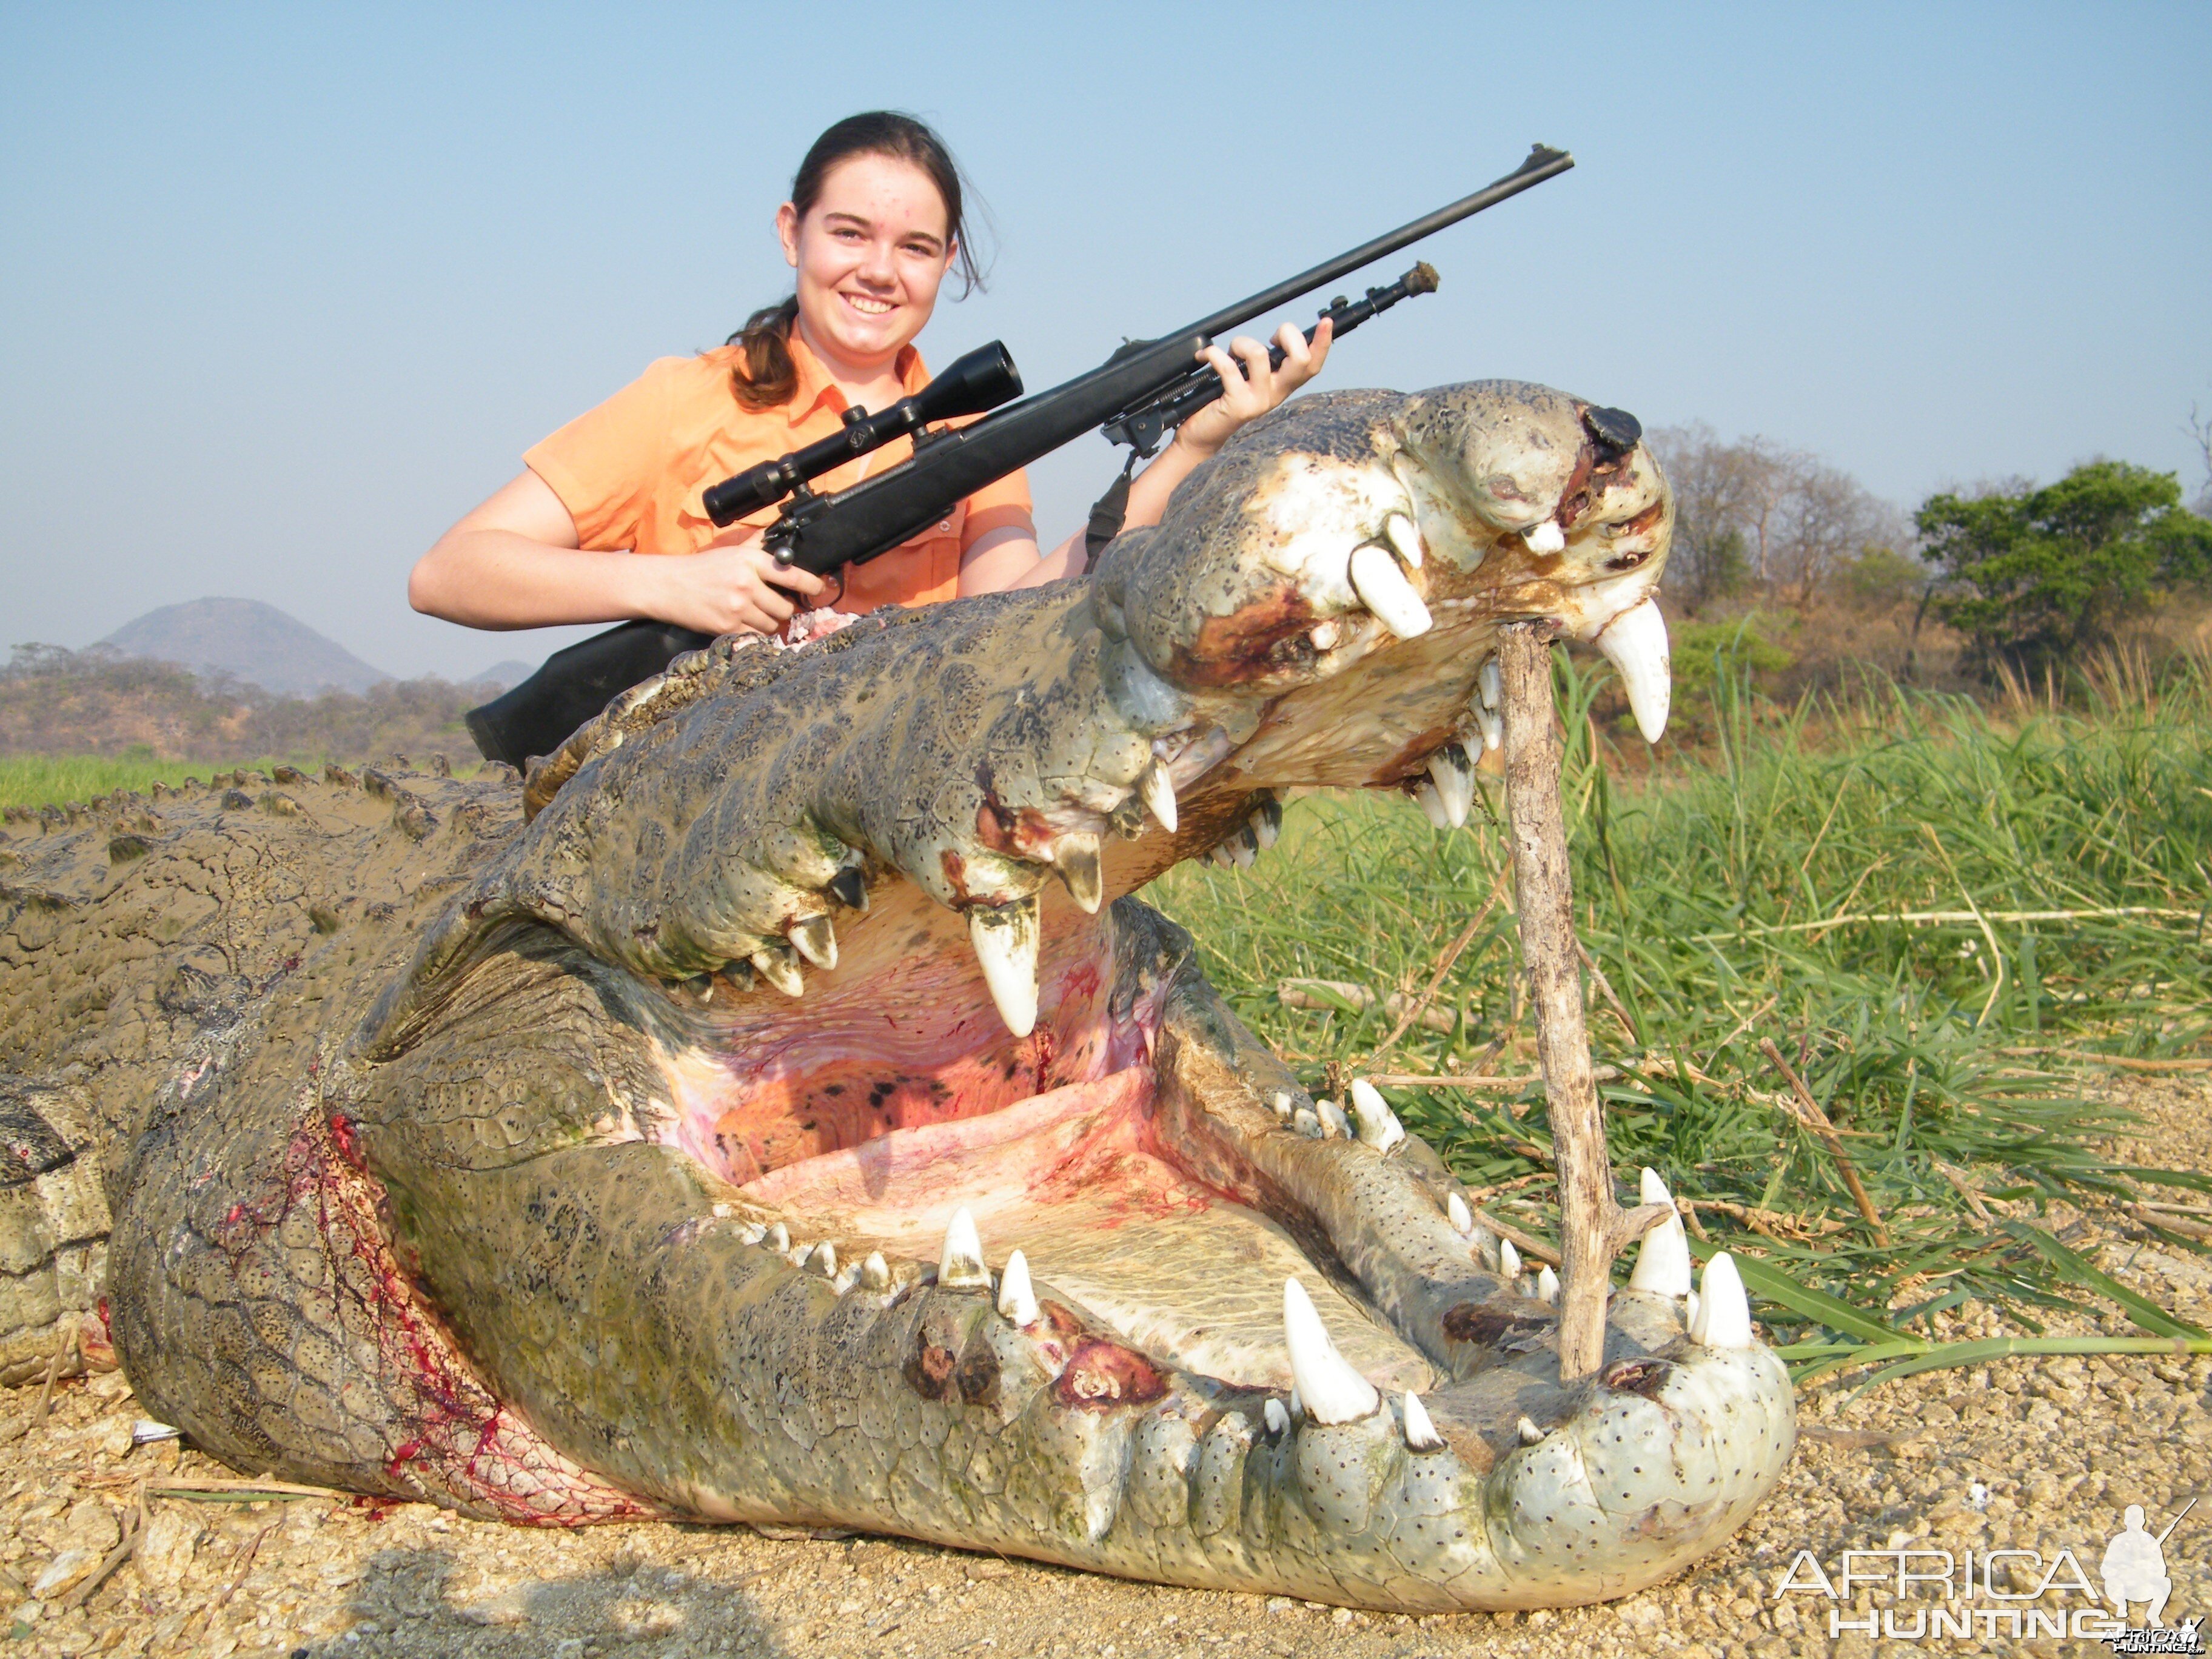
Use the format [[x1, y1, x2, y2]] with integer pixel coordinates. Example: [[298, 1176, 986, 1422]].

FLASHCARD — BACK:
[[1169, 317, 1333, 460], [645, 521, 829, 637]]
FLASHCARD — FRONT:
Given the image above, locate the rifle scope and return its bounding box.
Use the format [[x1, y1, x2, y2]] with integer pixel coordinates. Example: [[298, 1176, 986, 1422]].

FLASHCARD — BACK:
[[701, 341, 1023, 528]]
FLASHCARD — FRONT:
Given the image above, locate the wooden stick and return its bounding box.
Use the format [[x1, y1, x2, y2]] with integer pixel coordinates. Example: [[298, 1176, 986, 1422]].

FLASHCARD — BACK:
[[1759, 1038, 1892, 1245], [1498, 622, 1641, 1381]]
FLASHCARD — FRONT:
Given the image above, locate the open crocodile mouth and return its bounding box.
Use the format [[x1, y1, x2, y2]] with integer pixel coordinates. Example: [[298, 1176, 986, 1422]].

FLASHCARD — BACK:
[[362, 383, 1792, 1610]]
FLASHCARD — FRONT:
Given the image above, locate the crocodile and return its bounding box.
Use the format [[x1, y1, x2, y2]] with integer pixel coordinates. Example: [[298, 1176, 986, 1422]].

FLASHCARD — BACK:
[[0, 381, 1792, 1611]]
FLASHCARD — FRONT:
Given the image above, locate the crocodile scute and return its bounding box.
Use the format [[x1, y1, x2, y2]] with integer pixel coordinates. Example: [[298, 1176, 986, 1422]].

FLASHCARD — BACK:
[[0, 382, 1793, 1610]]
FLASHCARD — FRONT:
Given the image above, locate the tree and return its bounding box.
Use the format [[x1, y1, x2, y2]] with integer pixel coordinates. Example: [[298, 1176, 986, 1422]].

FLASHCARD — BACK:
[[1918, 461, 2212, 677]]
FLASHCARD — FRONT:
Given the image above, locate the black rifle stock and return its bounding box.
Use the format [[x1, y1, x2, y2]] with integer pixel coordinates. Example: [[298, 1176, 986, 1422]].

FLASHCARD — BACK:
[[465, 144, 1573, 769]]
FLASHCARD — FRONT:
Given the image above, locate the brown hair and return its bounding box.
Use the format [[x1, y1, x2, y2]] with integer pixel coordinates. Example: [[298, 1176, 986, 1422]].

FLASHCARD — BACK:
[[728, 112, 986, 411]]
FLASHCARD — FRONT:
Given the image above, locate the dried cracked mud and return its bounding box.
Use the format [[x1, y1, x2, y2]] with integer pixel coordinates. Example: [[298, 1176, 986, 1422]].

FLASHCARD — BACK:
[[4, 1080, 2207, 1658]]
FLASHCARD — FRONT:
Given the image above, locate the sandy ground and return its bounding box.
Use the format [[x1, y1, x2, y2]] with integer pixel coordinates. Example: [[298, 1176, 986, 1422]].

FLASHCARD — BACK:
[[2, 1080, 2208, 1659]]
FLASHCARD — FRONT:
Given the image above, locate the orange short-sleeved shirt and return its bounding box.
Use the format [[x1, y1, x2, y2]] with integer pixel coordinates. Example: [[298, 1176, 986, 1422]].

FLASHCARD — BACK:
[[523, 331, 1034, 615]]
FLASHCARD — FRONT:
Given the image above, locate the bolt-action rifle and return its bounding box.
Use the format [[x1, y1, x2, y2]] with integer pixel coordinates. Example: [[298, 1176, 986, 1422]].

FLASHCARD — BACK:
[[464, 144, 1574, 769]]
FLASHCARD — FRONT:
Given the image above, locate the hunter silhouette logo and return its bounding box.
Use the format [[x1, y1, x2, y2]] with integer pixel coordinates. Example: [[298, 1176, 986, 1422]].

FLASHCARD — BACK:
[[1770, 1498, 2200, 1649]]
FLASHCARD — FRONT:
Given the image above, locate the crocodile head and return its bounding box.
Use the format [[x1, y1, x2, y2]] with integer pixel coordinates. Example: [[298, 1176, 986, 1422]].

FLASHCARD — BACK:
[[338, 383, 1788, 1609]]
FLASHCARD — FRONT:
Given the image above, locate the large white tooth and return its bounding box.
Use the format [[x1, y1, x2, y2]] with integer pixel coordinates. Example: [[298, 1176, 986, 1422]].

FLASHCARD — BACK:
[[1447, 1191, 1475, 1235], [968, 897, 1040, 1039], [997, 1248, 1039, 1326], [1691, 1251, 1753, 1348], [1054, 832, 1104, 914], [1282, 1278, 1380, 1425], [1473, 704, 1503, 752], [1640, 1166, 1671, 1207], [1517, 1415, 1546, 1446], [1593, 597, 1672, 744], [812, 1241, 839, 1278], [1684, 1289, 1701, 1330], [1264, 1397, 1290, 1436], [1479, 655, 1503, 709], [750, 947, 805, 997], [1249, 797, 1281, 849], [1346, 1079, 1406, 1153], [1499, 1238, 1521, 1281], [1348, 543, 1432, 638], [1628, 1167, 1694, 1298], [1317, 1098, 1350, 1139], [1384, 511, 1425, 569], [1523, 520, 1566, 554], [1427, 743, 1474, 828], [1228, 829, 1257, 869], [862, 1251, 893, 1290], [1139, 762, 1179, 833], [1535, 1265, 1560, 1305], [788, 914, 837, 970], [1413, 780, 1452, 830], [1401, 1390, 1444, 1452], [938, 1206, 991, 1289], [765, 1222, 790, 1253]]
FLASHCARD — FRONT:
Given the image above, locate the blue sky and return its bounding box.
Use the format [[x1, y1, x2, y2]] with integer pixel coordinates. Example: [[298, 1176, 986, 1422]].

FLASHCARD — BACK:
[[4, 2, 2207, 679]]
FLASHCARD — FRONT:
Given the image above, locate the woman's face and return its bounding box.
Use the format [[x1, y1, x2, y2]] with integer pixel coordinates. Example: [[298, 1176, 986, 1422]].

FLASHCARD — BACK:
[[778, 153, 954, 375]]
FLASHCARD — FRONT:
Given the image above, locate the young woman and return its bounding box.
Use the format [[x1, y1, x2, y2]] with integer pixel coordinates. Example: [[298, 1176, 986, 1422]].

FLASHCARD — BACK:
[[408, 112, 1329, 640]]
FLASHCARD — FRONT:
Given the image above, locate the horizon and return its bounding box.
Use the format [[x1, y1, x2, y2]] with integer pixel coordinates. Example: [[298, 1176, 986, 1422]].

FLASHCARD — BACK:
[[4, 2, 2208, 681]]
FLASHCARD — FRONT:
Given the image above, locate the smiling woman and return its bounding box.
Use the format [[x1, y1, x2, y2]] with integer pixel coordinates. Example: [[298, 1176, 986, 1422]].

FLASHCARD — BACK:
[[407, 112, 1330, 642]]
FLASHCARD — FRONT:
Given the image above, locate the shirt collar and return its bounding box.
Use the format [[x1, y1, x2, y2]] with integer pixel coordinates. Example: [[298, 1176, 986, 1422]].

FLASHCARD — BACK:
[[784, 326, 930, 427]]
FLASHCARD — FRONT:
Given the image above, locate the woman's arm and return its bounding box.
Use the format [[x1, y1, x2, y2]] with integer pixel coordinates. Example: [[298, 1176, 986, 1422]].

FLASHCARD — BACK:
[[409, 470, 824, 637]]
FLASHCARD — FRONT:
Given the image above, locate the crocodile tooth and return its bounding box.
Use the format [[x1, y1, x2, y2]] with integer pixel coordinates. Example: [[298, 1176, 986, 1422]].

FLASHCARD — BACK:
[[811, 1241, 838, 1279], [996, 1248, 1039, 1326], [1139, 762, 1179, 833], [1316, 1098, 1350, 1139], [1292, 1107, 1321, 1137], [1270, 1090, 1293, 1119], [1447, 1192, 1475, 1235], [1282, 1278, 1379, 1426], [1473, 703, 1503, 752], [1262, 1398, 1290, 1436], [1689, 1251, 1752, 1348], [1426, 742, 1475, 828], [1401, 1390, 1444, 1452], [832, 1263, 860, 1294], [788, 914, 837, 970], [1346, 1079, 1405, 1152], [827, 866, 870, 913], [1535, 1265, 1560, 1305], [1249, 796, 1282, 849], [1593, 597, 1672, 744], [1479, 657, 1503, 712], [861, 1251, 892, 1291], [1347, 543, 1432, 639], [1627, 1167, 1694, 1298], [938, 1206, 991, 1289], [1517, 1415, 1546, 1445], [1310, 618, 1343, 652], [738, 1223, 767, 1246], [1499, 1239, 1522, 1281], [1053, 831, 1104, 914], [1523, 520, 1566, 554], [1289, 1384, 1302, 1418], [749, 946, 805, 998], [968, 896, 1040, 1039], [1384, 511, 1424, 569], [764, 1222, 790, 1253], [1231, 828, 1259, 868], [1413, 780, 1452, 829], [1685, 1289, 1701, 1330], [688, 975, 715, 1004]]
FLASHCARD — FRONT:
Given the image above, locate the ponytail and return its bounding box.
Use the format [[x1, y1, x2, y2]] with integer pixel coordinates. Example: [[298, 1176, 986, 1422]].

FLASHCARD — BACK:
[[729, 295, 802, 411], [726, 111, 987, 412]]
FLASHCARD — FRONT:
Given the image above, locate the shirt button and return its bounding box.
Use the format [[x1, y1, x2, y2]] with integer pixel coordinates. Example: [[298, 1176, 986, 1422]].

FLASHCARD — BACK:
[[938, 520, 951, 532]]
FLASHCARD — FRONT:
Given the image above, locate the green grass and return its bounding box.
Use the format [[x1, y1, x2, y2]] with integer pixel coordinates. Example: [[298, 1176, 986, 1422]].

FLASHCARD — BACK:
[[0, 749, 488, 809], [1151, 650, 2212, 1382], [0, 750, 295, 808]]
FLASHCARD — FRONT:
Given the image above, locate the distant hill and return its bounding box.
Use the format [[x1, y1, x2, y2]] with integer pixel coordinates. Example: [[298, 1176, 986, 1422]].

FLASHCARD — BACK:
[[98, 598, 393, 697], [473, 659, 537, 691]]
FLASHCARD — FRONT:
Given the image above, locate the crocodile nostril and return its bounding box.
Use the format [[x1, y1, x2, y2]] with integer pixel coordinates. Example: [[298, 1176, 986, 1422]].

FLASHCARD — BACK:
[[1605, 550, 1651, 572], [1583, 404, 1643, 455]]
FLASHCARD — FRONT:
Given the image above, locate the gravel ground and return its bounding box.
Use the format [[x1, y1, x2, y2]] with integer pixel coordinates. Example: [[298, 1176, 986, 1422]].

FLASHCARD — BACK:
[[2, 1079, 2207, 1658]]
